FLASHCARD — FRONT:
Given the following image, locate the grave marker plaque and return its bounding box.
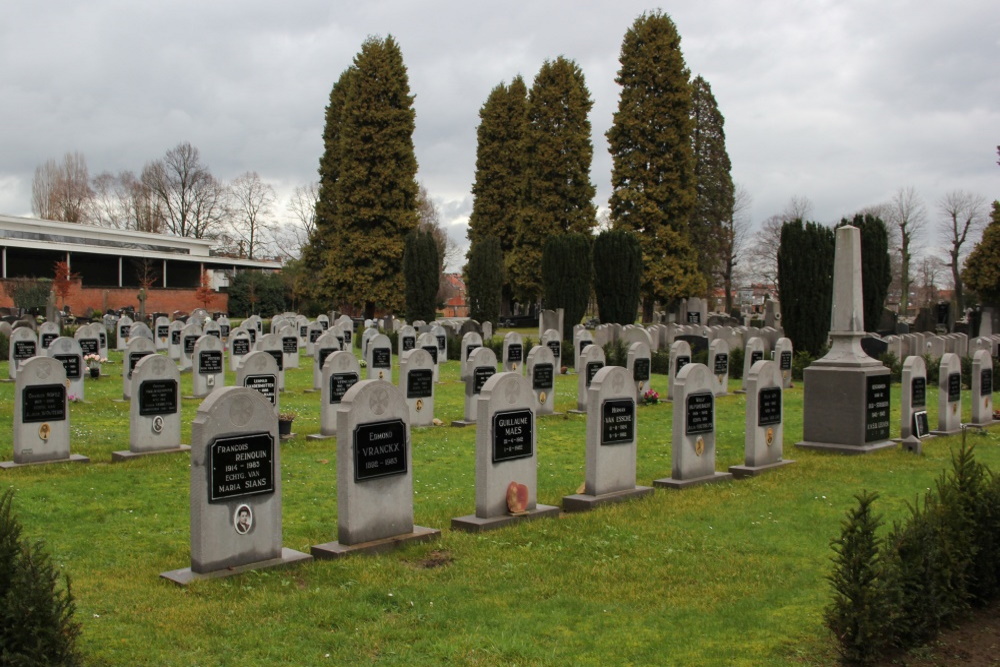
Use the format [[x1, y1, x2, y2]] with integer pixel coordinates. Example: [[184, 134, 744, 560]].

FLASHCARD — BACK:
[[353, 419, 407, 481], [22, 385, 66, 422], [685, 392, 714, 435], [865, 376, 891, 443], [139, 379, 178, 416], [758, 387, 782, 426], [491, 409, 533, 463], [601, 399, 635, 445], [5, 356, 87, 468], [209, 433, 276, 501]]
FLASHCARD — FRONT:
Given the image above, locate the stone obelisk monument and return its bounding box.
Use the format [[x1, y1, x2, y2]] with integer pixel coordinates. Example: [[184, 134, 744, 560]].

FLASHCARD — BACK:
[[796, 225, 896, 454]]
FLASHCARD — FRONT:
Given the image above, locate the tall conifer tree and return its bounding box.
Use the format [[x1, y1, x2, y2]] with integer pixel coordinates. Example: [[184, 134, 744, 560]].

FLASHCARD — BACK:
[[778, 219, 835, 356], [690, 75, 735, 292], [403, 230, 440, 323], [542, 234, 592, 338], [607, 11, 704, 319], [467, 76, 529, 313], [508, 57, 596, 305], [467, 236, 503, 325], [593, 230, 642, 325], [306, 36, 418, 318]]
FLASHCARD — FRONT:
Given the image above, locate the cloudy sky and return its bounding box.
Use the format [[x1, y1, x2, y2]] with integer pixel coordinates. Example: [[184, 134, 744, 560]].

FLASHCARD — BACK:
[[1, 1, 997, 268]]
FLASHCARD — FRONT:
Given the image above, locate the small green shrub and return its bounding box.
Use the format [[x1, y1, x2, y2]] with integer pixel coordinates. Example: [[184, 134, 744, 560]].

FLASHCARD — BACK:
[[728, 346, 744, 380]]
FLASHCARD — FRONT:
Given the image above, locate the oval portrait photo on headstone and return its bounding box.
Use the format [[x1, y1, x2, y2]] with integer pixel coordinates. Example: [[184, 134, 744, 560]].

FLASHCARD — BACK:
[[234, 504, 253, 535]]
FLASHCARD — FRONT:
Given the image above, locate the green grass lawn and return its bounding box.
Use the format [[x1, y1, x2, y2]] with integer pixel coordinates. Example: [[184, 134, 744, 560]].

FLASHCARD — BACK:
[[2, 336, 998, 666]]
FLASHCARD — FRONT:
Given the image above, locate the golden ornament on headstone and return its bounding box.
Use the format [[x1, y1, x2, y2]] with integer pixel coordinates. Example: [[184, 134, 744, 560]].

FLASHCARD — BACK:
[[694, 437, 705, 457], [538, 391, 546, 404], [38, 423, 50, 441], [766, 427, 774, 446], [415, 399, 423, 412]]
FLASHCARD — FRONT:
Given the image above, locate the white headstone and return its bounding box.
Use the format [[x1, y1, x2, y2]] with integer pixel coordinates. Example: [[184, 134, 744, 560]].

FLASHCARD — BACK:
[[309, 351, 361, 440], [526, 344, 557, 416], [626, 341, 652, 402], [191, 334, 226, 398], [459, 332, 483, 381], [900, 355, 929, 450], [502, 332, 524, 374], [774, 337, 794, 389], [709, 338, 730, 397], [9, 326, 38, 379], [971, 349, 994, 427], [113, 353, 188, 461], [122, 337, 156, 400], [729, 360, 793, 477], [455, 347, 497, 425], [237, 350, 280, 417], [572, 344, 606, 413], [932, 353, 963, 436], [47, 336, 84, 402], [540, 329, 562, 375], [254, 333, 285, 391], [228, 328, 252, 372], [417, 332, 441, 383], [668, 340, 692, 401], [179, 322, 203, 372], [400, 348, 435, 427], [366, 333, 393, 382]]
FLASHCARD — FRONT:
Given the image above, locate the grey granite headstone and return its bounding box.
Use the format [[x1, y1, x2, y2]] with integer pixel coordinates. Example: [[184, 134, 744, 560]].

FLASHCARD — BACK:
[[254, 333, 285, 390], [729, 360, 794, 478], [168, 320, 184, 361], [668, 340, 692, 401], [396, 325, 417, 359], [417, 332, 441, 383], [154, 316, 171, 351], [237, 350, 280, 417], [482, 321, 493, 342], [626, 341, 652, 402], [931, 353, 963, 436], [8, 325, 38, 379], [116, 315, 133, 351], [709, 338, 730, 397], [574, 329, 594, 374], [539, 308, 564, 340], [459, 332, 483, 381], [563, 366, 653, 512], [113, 354, 189, 461], [736, 337, 765, 394], [502, 332, 524, 374], [310, 330, 342, 392], [191, 334, 226, 398], [38, 321, 60, 352], [306, 322, 325, 357], [122, 337, 156, 400], [400, 348, 436, 427], [526, 344, 558, 416], [228, 327, 252, 372], [899, 355, 930, 453], [161, 387, 311, 584], [278, 325, 300, 370], [540, 328, 562, 374], [365, 333, 392, 382], [570, 344, 606, 413], [452, 372, 559, 531], [971, 349, 994, 427], [454, 346, 497, 426], [179, 321, 203, 372], [2, 356, 88, 468], [312, 380, 439, 558], [46, 336, 85, 402], [308, 351, 361, 440], [217, 315, 231, 341], [654, 363, 732, 489], [797, 225, 895, 454], [774, 337, 794, 389]]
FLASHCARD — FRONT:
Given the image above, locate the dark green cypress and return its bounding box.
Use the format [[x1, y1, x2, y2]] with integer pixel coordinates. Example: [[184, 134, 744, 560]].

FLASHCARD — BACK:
[[467, 236, 503, 324], [542, 234, 592, 338], [403, 230, 440, 322], [778, 219, 835, 356], [593, 229, 642, 324]]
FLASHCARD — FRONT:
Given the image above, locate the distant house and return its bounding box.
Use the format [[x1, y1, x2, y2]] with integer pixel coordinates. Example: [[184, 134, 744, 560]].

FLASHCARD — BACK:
[[0, 213, 281, 316], [439, 273, 468, 318]]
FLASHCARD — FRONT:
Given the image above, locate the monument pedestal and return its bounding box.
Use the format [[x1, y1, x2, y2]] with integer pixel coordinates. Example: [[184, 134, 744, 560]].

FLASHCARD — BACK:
[[451, 505, 560, 533], [0, 454, 89, 469], [311, 525, 440, 560], [160, 548, 312, 585], [796, 365, 897, 454], [562, 486, 653, 513], [653, 471, 732, 489]]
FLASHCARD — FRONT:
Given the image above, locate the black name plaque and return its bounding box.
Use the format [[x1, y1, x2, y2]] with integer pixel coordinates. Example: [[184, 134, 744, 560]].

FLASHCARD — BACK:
[[354, 419, 407, 482], [602, 399, 635, 445], [209, 432, 275, 502], [492, 409, 534, 463]]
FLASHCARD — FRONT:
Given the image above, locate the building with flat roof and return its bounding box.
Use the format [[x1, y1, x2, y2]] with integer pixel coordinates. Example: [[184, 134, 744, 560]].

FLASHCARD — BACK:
[[0, 214, 282, 316]]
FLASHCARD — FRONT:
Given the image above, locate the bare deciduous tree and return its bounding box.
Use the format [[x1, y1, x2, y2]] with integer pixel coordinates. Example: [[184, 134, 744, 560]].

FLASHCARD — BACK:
[[141, 142, 227, 239], [271, 181, 320, 261], [717, 183, 752, 312], [939, 189, 988, 314], [746, 196, 815, 287], [416, 183, 459, 306], [887, 187, 926, 316], [229, 171, 275, 259], [31, 152, 92, 222]]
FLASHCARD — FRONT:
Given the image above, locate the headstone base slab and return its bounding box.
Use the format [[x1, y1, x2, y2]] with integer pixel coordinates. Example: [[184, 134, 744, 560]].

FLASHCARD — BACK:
[[567, 409, 586, 415], [733, 389, 747, 395], [160, 548, 312, 586], [969, 419, 997, 429], [653, 471, 733, 490], [562, 487, 654, 513], [1, 454, 90, 469], [929, 428, 963, 437], [450, 419, 476, 428], [451, 504, 560, 533], [728, 460, 795, 479], [901, 436, 923, 454], [279, 432, 296, 442], [310, 525, 440, 560], [795, 440, 897, 455], [305, 433, 336, 441], [111, 446, 190, 462]]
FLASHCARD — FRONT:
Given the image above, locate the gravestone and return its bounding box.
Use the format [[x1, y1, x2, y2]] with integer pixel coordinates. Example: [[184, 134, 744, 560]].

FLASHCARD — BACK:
[[154, 316, 171, 351], [129, 321, 154, 344], [168, 320, 184, 361], [38, 321, 60, 352], [899, 355, 930, 453], [306, 322, 324, 357], [931, 353, 963, 436], [562, 366, 653, 512], [161, 387, 311, 584], [296, 317, 309, 351], [668, 340, 692, 401], [217, 315, 231, 340], [397, 325, 417, 359], [1, 356, 88, 468], [73, 325, 100, 370], [279, 326, 300, 370], [366, 333, 393, 382], [459, 331, 483, 381], [9, 325, 38, 379], [709, 338, 730, 397], [400, 348, 436, 427], [116, 315, 133, 351], [179, 321, 203, 372], [311, 381, 440, 557], [971, 349, 994, 427], [360, 327, 377, 359], [122, 337, 156, 400], [764, 300, 781, 328], [203, 318, 222, 342], [417, 332, 440, 383], [308, 351, 361, 440], [797, 230, 896, 452], [570, 344, 606, 413], [310, 330, 342, 392], [453, 347, 497, 426], [452, 373, 559, 531], [626, 341, 652, 401], [622, 327, 653, 351], [526, 344, 558, 416], [774, 337, 794, 389], [538, 308, 564, 340], [47, 336, 84, 402], [654, 363, 733, 488], [540, 328, 562, 374], [316, 313, 330, 331], [573, 329, 594, 374], [237, 350, 280, 417], [482, 321, 493, 342], [254, 333, 285, 391], [191, 334, 226, 398], [228, 328, 252, 372], [729, 360, 794, 478], [736, 337, 766, 394], [113, 354, 189, 461], [502, 332, 524, 374], [431, 324, 447, 364]]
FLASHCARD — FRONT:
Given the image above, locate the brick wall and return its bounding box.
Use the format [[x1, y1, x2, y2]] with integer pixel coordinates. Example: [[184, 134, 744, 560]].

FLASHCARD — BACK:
[[0, 279, 228, 316]]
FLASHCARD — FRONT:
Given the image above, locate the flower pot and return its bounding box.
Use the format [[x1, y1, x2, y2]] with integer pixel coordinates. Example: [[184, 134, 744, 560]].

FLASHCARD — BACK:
[[89, 368, 100, 379], [278, 419, 293, 436]]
